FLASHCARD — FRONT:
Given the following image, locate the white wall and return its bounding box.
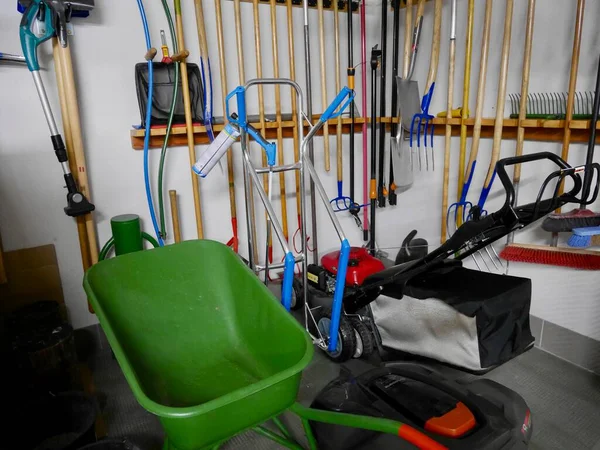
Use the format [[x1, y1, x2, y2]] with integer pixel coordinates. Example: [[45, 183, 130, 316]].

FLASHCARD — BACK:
[[1, 0, 600, 340]]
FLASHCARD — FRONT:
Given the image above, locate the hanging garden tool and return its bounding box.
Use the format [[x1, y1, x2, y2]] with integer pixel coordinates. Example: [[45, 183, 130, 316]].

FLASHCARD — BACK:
[[330, 0, 352, 213], [193, 0, 215, 142], [233, 0, 258, 260], [304, 0, 319, 263], [175, 0, 204, 239], [360, 0, 369, 242], [270, 0, 290, 251], [409, 83, 435, 171], [253, 0, 274, 269], [441, 0, 457, 243], [388, 0, 402, 205], [541, 0, 599, 236], [214, 0, 239, 252], [447, 0, 489, 235], [376, 0, 389, 207], [472, 0, 513, 220], [369, 45, 382, 254], [395, 0, 423, 190], [346, 0, 362, 223], [318, 0, 331, 173], [466, 0, 513, 273], [506, 0, 536, 248], [20, 0, 94, 218], [421, 0, 442, 171], [287, 0, 305, 254]]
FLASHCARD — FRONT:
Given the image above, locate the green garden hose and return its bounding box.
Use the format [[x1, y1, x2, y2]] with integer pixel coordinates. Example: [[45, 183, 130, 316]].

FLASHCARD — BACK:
[[158, 0, 180, 239]]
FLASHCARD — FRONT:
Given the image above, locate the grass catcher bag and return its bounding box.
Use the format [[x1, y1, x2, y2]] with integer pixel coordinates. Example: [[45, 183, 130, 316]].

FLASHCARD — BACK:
[[135, 62, 205, 127], [371, 265, 534, 372]]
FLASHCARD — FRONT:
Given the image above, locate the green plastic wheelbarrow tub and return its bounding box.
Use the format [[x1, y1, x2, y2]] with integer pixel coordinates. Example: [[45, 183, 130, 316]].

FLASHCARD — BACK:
[[83, 240, 314, 450]]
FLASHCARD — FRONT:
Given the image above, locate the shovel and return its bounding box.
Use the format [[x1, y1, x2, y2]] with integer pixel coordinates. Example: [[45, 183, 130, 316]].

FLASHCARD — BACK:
[[392, 11, 423, 191]]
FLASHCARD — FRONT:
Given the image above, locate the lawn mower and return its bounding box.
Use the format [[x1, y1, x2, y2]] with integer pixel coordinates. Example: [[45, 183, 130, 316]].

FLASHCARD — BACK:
[[286, 151, 599, 364]]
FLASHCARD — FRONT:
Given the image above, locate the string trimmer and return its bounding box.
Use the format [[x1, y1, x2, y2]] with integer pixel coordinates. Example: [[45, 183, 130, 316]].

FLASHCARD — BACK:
[[20, 0, 94, 217]]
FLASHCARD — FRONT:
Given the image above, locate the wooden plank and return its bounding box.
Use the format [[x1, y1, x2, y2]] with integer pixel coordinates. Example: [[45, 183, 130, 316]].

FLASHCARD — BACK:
[[131, 116, 600, 150]]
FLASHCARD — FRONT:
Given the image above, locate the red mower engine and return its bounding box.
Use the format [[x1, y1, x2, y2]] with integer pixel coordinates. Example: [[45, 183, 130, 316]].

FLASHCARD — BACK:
[[307, 247, 385, 294]]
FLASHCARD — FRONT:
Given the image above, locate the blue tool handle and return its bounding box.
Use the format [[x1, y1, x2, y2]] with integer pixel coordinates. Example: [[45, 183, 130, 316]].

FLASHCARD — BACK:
[[421, 82, 435, 113], [459, 161, 477, 202], [281, 252, 296, 311], [328, 239, 351, 353], [247, 124, 277, 166], [20, 0, 55, 72], [225, 86, 246, 126], [477, 170, 497, 209], [322, 87, 355, 121]]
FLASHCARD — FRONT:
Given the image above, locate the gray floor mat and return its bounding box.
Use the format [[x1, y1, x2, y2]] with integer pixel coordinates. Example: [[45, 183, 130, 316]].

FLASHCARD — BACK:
[[91, 342, 600, 450]]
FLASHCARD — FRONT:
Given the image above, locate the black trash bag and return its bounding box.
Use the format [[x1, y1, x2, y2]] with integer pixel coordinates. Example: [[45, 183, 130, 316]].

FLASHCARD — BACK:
[[135, 62, 206, 127]]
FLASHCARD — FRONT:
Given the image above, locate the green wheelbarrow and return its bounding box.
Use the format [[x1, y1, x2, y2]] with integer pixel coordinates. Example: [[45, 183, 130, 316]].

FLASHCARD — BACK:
[[83, 240, 445, 450]]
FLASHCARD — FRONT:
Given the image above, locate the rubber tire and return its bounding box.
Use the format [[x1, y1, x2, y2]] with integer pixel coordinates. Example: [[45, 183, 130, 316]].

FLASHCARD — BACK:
[[281, 278, 305, 310], [350, 317, 375, 358], [317, 308, 357, 363]]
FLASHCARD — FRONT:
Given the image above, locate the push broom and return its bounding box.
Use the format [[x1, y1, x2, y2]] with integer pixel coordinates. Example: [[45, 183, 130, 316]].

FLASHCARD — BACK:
[[500, 53, 600, 270]]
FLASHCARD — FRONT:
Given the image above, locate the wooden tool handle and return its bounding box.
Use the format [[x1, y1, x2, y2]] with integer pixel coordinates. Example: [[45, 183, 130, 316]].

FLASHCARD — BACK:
[[414, 0, 425, 25], [456, 0, 475, 204], [175, 2, 204, 239], [441, 25, 456, 244], [194, 0, 209, 59], [425, 0, 442, 92], [402, 0, 413, 79], [560, 0, 585, 170], [485, 0, 513, 186], [215, 0, 238, 223], [287, 0, 301, 219], [169, 190, 182, 243], [334, 0, 343, 181], [466, 0, 492, 171], [270, 0, 289, 241], [514, 0, 536, 183], [52, 39, 91, 272], [318, 0, 330, 172]]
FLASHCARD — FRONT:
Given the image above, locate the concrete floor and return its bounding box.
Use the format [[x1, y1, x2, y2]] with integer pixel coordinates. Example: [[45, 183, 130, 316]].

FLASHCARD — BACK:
[[89, 327, 600, 450]]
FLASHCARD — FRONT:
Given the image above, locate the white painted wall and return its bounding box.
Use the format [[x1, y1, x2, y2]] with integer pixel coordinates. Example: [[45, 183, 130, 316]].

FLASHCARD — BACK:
[[1, 0, 599, 340]]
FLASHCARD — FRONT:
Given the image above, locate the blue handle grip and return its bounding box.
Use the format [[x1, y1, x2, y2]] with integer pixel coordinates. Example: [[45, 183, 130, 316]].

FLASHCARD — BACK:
[[225, 86, 246, 126], [327, 239, 351, 353], [477, 170, 497, 210], [281, 252, 296, 311], [322, 87, 355, 122], [20, 0, 56, 72], [247, 124, 276, 166], [421, 82, 435, 114]]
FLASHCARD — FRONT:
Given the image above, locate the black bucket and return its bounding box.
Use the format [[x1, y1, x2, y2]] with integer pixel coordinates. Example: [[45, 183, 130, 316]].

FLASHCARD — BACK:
[[20, 392, 98, 450], [77, 438, 143, 450]]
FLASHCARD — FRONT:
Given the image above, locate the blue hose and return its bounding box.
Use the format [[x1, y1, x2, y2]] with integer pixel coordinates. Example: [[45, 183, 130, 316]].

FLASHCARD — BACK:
[[136, 0, 164, 247]]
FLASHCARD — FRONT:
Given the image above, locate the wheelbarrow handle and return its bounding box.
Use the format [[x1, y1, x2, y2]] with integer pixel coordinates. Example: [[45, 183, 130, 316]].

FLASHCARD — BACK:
[[290, 403, 448, 450]]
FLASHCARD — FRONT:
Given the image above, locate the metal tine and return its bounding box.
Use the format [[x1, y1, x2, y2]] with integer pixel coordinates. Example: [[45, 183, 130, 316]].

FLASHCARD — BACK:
[[527, 93, 532, 115], [587, 91, 593, 115], [531, 93, 536, 115], [543, 93, 549, 115], [576, 92, 582, 115], [553, 92, 559, 115], [534, 93, 541, 115], [509, 94, 514, 116]]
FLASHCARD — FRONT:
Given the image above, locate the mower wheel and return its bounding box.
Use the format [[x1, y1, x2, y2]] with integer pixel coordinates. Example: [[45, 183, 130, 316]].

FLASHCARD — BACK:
[[281, 278, 305, 310], [317, 308, 357, 363], [350, 317, 374, 358]]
